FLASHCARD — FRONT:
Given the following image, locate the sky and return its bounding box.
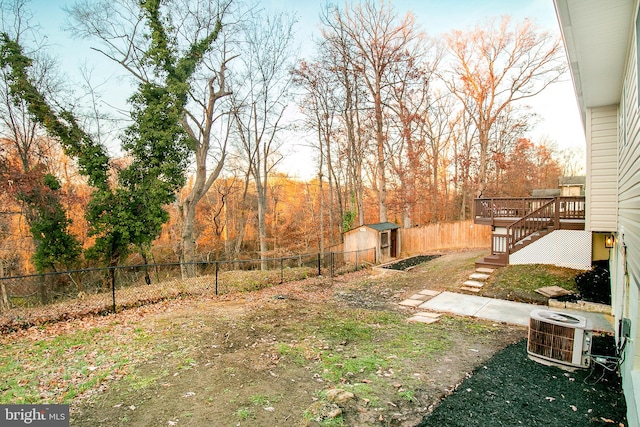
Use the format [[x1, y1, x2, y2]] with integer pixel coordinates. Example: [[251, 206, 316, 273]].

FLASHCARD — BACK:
[[26, 0, 585, 179]]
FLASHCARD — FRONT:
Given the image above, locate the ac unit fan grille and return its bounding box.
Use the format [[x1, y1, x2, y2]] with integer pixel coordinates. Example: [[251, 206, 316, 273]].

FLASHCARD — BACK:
[[528, 318, 576, 364]]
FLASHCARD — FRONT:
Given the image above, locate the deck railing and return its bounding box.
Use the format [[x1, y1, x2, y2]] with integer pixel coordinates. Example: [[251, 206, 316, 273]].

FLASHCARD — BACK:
[[474, 197, 554, 220], [507, 199, 556, 250], [474, 196, 585, 257], [474, 196, 585, 222]]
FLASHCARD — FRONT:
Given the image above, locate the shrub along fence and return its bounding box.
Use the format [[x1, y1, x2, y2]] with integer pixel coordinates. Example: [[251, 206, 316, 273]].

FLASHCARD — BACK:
[[0, 248, 375, 332]]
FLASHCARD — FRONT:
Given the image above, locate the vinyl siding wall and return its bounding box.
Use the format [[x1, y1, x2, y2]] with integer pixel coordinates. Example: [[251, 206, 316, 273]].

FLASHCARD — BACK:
[[586, 105, 618, 232], [618, 16, 640, 426]]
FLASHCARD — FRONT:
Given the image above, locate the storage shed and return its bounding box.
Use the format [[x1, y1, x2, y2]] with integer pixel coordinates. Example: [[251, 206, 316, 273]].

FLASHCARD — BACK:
[[343, 222, 401, 264]]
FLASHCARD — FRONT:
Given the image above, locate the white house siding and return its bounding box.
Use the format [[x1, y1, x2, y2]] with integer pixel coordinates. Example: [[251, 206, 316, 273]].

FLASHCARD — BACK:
[[586, 105, 618, 232], [617, 21, 640, 427], [508, 230, 591, 270]]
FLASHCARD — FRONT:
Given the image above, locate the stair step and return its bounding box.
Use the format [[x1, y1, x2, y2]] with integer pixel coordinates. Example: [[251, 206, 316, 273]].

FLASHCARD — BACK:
[[475, 260, 507, 268], [475, 267, 495, 274], [469, 273, 490, 280], [463, 280, 485, 288], [460, 286, 481, 293]]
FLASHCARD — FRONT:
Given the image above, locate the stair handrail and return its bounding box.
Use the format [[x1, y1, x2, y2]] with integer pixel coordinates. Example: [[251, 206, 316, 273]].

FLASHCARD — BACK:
[[506, 198, 557, 253]]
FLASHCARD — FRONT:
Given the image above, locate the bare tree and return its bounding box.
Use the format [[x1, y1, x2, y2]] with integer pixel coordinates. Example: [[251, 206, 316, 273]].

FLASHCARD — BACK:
[[318, 6, 367, 228], [0, 0, 66, 174], [292, 59, 342, 250], [443, 16, 566, 198], [230, 8, 296, 269], [385, 40, 441, 226], [323, 0, 422, 222]]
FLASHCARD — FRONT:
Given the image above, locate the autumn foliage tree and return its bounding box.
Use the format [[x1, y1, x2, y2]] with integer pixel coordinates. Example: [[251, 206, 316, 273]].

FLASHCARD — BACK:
[[443, 16, 566, 198]]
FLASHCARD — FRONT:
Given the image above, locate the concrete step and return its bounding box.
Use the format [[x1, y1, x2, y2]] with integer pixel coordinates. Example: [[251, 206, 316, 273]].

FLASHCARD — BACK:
[[399, 299, 423, 307], [460, 286, 481, 293], [408, 293, 431, 301], [413, 311, 442, 319], [407, 315, 439, 324], [408, 311, 442, 324], [475, 267, 495, 274], [469, 272, 491, 281], [463, 280, 485, 288]]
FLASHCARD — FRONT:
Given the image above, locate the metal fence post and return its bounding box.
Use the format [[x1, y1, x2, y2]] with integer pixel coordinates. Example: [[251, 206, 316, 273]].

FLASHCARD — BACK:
[[38, 274, 48, 305], [215, 262, 219, 296], [280, 258, 284, 284], [317, 253, 321, 276], [330, 252, 334, 277], [110, 267, 116, 313]]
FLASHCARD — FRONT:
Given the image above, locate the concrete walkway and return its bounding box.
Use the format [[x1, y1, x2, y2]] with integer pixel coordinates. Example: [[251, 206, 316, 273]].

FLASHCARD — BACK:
[[406, 291, 614, 333]]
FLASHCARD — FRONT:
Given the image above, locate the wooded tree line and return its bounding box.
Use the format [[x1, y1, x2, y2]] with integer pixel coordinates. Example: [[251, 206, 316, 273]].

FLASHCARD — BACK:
[[0, 0, 580, 276]]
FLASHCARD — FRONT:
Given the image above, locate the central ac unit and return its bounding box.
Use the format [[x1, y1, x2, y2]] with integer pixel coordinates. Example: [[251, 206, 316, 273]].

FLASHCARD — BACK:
[[527, 309, 592, 369]]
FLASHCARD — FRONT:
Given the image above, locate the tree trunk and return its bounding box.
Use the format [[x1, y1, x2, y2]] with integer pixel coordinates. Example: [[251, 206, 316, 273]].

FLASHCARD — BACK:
[[375, 89, 387, 223], [180, 198, 198, 278], [432, 151, 439, 222], [255, 178, 268, 271], [477, 129, 489, 198]]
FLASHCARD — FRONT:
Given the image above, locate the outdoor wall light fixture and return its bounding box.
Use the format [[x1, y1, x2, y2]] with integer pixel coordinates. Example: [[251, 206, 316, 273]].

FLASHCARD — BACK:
[[605, 234, 615, 248]]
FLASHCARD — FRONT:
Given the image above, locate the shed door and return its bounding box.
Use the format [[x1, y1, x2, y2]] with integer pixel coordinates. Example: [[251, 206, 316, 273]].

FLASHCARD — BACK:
[[390, 230, 397, 257]]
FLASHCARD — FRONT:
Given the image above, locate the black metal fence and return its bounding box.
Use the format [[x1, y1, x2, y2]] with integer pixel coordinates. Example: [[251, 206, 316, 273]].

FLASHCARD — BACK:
[[0, 248, 376, 331]]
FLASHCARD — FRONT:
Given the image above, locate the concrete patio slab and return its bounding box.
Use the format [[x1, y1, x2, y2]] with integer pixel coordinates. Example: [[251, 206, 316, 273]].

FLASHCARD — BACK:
[[408, 293, 430, 301], [475, 299, 540, 327], [410, 291, 615, 333], [418, 291, 491, 316]]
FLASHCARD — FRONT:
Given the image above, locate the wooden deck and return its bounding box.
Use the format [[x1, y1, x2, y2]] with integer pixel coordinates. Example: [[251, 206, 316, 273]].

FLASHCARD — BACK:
[[473, 197, 585, 267]]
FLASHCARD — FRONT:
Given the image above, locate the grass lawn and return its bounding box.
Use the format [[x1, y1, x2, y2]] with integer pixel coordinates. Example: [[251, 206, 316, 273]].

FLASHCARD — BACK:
[[482, 263, 580, 304]]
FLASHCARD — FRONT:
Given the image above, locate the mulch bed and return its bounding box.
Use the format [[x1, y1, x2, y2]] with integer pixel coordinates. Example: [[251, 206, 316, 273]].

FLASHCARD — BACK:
[[418, 339, 627, 426], [381, 255, 441, 271]]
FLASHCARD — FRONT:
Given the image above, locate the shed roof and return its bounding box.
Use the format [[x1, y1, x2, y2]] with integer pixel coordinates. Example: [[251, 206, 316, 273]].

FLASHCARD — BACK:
[[365, 222, 400, 232], [532, 189, 561, 197], [558, 176, 586, 186]]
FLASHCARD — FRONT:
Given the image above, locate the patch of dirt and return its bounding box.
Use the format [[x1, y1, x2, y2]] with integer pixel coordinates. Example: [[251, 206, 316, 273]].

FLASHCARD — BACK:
[[72, 302, 523, 426]]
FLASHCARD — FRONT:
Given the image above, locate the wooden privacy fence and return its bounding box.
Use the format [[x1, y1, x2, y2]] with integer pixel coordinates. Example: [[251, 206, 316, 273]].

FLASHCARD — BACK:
[[399, 220, 491, 254]]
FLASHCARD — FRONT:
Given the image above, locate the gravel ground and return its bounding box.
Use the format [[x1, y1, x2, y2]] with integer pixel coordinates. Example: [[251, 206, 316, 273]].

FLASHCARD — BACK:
[[417, 339, 627, 427]]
